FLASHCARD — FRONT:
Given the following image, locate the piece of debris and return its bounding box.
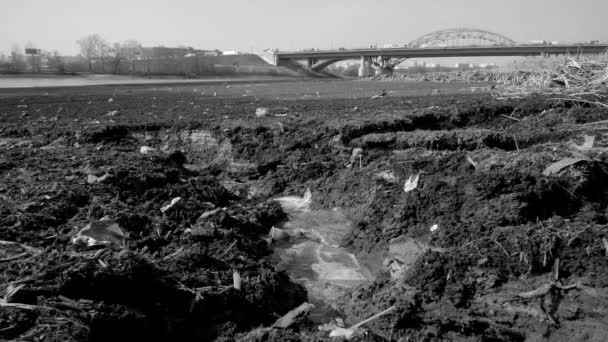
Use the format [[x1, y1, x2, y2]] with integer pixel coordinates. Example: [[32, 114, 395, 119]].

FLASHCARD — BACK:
[[571, 135, 595, 151], [17, 104, 28, 108], [273, 302, 314, 328], [108, 98, 113, 103], [374, 170, 397, 183], [72, 219, 126, 249], [383, 236, 431, 280], [430, 224, 439, 232], [466, 156, 478, 169], [198, 207, 222, 220], [542, 157, 587, 176], [139, 146, 157, 154], [0, 240, 42, 263], [431, 89, 441, 95], [403, 172, 420, 193], [370, 89, 387, 99], [233, 271, 241, 290], [161, 197, 181, 213], [105, 110, 118, 116], [269, 226, 290, 242], [329, 306, 396, 339], [275, 188, 312, 212], [255, 107, 269, 117], [348, 148, 363, 167], [602, 238, 608, 256], [87, 173, 110, 184]]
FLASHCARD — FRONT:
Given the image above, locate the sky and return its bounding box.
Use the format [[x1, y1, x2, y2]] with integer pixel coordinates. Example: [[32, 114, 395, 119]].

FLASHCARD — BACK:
[[1, 0, 607, 55]]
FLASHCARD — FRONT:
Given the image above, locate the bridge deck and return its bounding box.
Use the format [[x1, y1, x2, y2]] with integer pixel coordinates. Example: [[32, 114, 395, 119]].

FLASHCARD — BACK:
[[276, 45, 608, 60]]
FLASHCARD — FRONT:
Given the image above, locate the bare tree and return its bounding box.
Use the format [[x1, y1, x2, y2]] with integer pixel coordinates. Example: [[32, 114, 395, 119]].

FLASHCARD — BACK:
[[46, 50, 65, 74], [107, 40, 142, 74], [76, 34, 107, 72]]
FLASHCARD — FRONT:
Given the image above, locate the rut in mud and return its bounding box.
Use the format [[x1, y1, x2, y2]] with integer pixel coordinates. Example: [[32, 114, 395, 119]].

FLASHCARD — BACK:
[[1, 83, 608, 341]]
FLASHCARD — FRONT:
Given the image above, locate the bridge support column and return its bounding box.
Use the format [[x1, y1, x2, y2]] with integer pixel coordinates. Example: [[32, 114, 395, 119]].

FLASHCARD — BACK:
[[358, 56, 373, 77], [307, 58, 315, 69]]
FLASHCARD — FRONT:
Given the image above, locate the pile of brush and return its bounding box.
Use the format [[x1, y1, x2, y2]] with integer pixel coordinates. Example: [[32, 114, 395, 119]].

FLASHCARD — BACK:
[[498, 53, 608, 107], [552, 56, 608, 91]]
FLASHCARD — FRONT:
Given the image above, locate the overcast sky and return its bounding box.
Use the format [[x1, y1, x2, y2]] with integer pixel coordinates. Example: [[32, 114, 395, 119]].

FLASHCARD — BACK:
[[1, 0, 606, 55]]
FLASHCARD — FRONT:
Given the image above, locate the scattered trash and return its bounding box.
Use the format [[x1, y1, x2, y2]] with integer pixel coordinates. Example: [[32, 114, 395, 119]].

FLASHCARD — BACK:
[[269, 226, 290, 242], [233, 271, 241, 290], [139, 146, 157, 154], [431, 89, 441, 95], [275, 188, 312, 212], [108, 98, 113, 103], [255, 107, 269, 117], [571, 135, 595, 151], [72, 219, 126, 249], [370, 89, 387, 99], [374, 170, 397, 183], [430, 224, 439, 232], [17, 104, 28, 108], [403, 172, 420, 193], [197, 207, 223, 220], [105, 110, 118, 116], [329, 306, 396, 339], [348, 148, 363, 168], [87, 173, 110, 184], [384, 236, 429, 280], [161, 197, 181, 213], [542, 158, 587, 176], [273, 302, 314, 328], [466, 156, 478, 169]]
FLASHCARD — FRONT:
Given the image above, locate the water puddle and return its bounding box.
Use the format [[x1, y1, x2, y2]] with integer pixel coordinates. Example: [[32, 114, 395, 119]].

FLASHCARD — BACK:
[[272, 191, 374, 321]]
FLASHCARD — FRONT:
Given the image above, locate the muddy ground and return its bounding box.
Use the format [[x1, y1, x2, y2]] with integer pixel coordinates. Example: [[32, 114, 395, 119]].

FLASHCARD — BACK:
[[1, 79, 608, 341]]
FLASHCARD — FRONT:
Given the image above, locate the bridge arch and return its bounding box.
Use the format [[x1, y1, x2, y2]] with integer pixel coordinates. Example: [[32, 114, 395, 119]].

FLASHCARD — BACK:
[[407, 28, 516, 48]]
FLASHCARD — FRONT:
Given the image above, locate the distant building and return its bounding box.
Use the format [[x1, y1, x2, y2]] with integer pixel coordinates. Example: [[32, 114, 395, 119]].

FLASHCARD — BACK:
[[140, 47, 221, 59]]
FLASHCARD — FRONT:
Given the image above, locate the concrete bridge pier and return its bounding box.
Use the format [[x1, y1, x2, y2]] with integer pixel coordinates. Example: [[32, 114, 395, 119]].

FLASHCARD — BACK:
[[307, 58, 317, 69], [358, 56, 373, 77]]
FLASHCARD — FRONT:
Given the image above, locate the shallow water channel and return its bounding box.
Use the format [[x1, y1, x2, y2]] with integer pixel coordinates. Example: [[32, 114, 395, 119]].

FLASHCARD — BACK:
[[272, 192, 375, 321]]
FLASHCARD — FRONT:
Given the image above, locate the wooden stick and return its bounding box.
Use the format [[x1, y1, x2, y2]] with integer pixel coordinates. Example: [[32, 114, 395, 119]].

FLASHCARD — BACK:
[[350, 306, 396, 330], [501, 114, 520, 121]]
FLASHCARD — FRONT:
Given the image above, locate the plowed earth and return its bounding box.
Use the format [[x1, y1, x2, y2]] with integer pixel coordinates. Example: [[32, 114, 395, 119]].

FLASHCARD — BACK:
[[1, 80, 608, 342]]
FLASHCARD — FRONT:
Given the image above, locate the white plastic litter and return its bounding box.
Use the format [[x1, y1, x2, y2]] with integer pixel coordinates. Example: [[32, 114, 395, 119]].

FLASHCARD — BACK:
[[87, 173, 110, 184], [72, 219, 126, 249], [275, 188, 312, 212], [269, 226, 291, 242], [255, 107, 269, 117], [161, 197, 182, 213], [430, 224, 439, 232], [403, 173, 420, 193], [139, 146, 157, 154]]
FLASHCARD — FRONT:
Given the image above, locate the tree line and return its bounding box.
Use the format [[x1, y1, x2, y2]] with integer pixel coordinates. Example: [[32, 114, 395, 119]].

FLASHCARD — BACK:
[[0, 34, 143, 74]]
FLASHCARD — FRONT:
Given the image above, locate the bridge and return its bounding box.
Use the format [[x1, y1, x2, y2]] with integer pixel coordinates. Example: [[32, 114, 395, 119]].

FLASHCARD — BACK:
[[269, 28, 608, 77]]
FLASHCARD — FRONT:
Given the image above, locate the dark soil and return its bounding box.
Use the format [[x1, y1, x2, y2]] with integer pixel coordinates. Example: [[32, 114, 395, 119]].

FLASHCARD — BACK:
[[1, 80, 608, 341]]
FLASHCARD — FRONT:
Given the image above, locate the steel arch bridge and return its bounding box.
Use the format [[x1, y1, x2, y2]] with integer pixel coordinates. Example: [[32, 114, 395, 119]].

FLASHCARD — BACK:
[[380, 28, 516, 70], [273, 28, 608, 76], [408, 28, 516, 48]]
